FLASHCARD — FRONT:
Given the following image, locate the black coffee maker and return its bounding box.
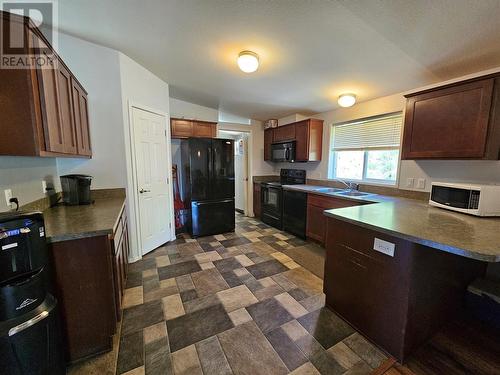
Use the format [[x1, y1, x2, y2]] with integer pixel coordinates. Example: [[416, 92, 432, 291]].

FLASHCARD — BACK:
[[60, 174, 93, 205], [0, 211, 65, 375]]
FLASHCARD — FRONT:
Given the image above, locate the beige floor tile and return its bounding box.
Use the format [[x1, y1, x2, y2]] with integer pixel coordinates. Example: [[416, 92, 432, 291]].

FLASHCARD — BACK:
[[143, 321, 168, 345], [217, 285, 258, 312], [281, 320, 310, 341], [275, 293, 308, 318], [209, 241, 220, 247], [214, 234, 226, 241], [176, 275, 195, 292], [242, 231, 262, 238], [194, 251, 222, 263], [185, 238, 197, 243], [172, 344, 203, 375], [289, 362, 321, 375], [162, 294, 185, 320], [259, 276, 277, 288], [142, 268, 158, 278], [122, 366, 145, 375], [277, 240, 290, 247], [327, 342, 363, 370], [160, 277, 177, 289], [235, 254, 254, 267], [249, 237, 260, 243], [274, 233, 289, 241], [284, 268, 323, 296], [271, 252, 293, 263], [122, 286, 143, 309], [228, 308, 253, 326], [191, 268, 229, 297], [285, 260, 301, 269], [200, 261, 215, 270], [156, 255, 171, 267]]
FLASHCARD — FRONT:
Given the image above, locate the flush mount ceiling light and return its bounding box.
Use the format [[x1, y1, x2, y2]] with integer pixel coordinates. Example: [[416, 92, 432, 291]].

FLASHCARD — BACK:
[[338, 93, 357, 107], [237, 51, 259, 73]]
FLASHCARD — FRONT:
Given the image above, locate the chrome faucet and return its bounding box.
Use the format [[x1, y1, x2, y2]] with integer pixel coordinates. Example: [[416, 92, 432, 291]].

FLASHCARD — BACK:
[[338, 179, 359, 191]]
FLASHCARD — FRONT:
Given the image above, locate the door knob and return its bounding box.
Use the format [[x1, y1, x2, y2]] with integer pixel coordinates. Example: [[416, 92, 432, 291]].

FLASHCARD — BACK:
[[139, 189, 151, 194]]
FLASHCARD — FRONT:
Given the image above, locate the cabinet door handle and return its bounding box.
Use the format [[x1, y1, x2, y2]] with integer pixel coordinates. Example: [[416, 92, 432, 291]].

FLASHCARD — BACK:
[[139, 189, 151, 194]]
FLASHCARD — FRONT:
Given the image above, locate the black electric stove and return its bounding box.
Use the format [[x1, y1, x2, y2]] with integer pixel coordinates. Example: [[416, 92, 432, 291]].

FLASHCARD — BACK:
[[260, 169, 306, 229]]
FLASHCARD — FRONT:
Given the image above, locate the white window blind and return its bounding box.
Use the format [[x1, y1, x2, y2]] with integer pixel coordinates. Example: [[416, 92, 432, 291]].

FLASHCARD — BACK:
[[333, 113, 403, 150]]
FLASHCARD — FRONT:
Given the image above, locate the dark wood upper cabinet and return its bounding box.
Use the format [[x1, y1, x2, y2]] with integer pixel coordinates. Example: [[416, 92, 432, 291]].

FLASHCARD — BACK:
[[0, 11, 92, 158], [264, 119, 323, 162], [295, 119, 323, 162], [57, 61, 78, 154], [402, 76, 500, 160], [170, 118, 217, 139], [71, 78, 92, 156], [264, 128, 273, 161], [273, 123, 296, 142]]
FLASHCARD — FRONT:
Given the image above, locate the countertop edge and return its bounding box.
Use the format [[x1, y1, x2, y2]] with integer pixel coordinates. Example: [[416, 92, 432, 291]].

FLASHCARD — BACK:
[[323, 210, 499, 263], [46, 229, 114, 244]]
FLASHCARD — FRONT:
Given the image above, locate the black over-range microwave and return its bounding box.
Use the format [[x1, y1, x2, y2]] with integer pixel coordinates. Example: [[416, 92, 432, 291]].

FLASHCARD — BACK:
[[271, 141, 296, 162]]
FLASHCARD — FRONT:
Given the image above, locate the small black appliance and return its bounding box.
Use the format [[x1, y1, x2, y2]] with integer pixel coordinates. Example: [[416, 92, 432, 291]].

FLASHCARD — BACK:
[[271, 141, 296, 162], [261, 169, 306, 230], [60, 174, 93, 205], [0, 212, 65, 375]]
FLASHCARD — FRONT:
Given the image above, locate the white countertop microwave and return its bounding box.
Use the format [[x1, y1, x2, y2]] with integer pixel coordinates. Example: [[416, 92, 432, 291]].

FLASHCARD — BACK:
[[429, 182, 500, 216]]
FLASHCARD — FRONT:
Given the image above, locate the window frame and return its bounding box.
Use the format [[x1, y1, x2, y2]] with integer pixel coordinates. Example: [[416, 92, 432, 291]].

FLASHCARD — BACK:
[[328, 112, 403, 186]]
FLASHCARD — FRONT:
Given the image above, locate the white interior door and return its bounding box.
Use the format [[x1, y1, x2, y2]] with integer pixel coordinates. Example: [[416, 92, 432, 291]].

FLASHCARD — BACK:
[[132, 107, 171, 255]]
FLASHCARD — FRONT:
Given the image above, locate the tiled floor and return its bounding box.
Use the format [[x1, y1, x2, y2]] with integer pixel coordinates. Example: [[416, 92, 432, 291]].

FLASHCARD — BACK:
[[114, 213, 388, 375]]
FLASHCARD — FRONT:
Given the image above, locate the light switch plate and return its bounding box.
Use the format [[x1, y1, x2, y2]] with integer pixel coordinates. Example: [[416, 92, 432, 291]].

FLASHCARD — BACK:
[[417, 178, 426, 189], [373, 238, 395, 257], [42, 180, 47, 194], [4, 189, 12, 207], [406, 178, 415, 188]]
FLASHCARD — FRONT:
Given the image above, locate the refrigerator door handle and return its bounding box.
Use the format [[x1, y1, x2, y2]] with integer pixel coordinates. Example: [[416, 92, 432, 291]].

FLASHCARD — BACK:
[[194, 199, 234, 206]]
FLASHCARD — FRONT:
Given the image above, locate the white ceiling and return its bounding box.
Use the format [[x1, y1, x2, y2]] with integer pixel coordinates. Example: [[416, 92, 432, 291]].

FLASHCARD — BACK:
[[56, 0, 500, 120]]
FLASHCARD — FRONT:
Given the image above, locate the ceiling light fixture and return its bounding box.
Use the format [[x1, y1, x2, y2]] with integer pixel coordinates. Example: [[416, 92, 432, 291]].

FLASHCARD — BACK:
[[237, 51, 259, 73], [338, 93, 357, 107]]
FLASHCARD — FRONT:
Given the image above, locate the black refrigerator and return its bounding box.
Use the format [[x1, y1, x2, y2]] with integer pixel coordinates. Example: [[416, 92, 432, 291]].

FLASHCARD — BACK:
[[180, 138, 235, 237]]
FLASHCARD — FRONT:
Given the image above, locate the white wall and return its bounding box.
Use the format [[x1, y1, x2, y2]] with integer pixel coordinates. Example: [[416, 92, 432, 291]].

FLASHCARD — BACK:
[[169, 98, 218, 122], [55, 33, 127, 189], [119, 53, 173, 261], [0, 157, 59, 212]]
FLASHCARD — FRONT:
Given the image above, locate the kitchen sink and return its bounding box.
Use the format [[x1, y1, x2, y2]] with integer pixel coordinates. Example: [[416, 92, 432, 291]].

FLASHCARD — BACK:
[[315, 187, 346, 193], [335, 190, 373, 197]]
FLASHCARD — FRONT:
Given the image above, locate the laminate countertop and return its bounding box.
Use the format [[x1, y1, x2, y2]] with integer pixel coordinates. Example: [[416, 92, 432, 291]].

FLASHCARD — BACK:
[[43, 197, 126, 243], [283, 184, 500, 263]]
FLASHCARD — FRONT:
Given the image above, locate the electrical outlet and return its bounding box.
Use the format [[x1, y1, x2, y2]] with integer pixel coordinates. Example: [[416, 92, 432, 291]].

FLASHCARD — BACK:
[[4, 189, 12, 207], [42, 180, 47, 194], [373, 238, 395, 257], [417, 178, 426, 189], [406, 178, 415, 188]]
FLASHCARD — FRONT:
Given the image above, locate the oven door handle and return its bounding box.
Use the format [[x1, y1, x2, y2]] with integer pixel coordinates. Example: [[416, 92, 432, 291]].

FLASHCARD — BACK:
[[285, 148, 290, 161]]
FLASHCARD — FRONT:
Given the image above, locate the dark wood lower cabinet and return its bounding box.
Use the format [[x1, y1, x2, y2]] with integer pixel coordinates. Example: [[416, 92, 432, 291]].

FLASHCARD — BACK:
[[48, 204, 128, 363], [253, 182, 261, 218], [324, 218, 486, 362]]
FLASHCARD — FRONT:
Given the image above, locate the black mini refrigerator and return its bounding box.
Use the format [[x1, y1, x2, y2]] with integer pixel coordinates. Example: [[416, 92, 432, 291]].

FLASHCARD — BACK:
[[0, 212, 65, 375], [180, 138, 235, 237]]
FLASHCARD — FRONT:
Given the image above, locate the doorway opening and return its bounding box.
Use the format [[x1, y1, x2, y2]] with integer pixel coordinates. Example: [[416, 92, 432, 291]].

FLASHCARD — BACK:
[[218, 129, 250, 216]]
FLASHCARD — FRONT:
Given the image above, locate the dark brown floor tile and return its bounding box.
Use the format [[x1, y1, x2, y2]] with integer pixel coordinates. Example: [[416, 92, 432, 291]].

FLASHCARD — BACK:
[[295, 333, 325, 359], [219, 237, 251, 248], [199, 242, 214, 252], [166, 303, 233, 352], [145, 337, 173, 375], [158, 260, 201, 280], [259, 235, 279, 244], [218, 321, 288, 375], [282, 244, 325, 279], [168, 253, 182, 264], [300, 294, 326, 312], [213, 257, 242, 273], [265, 327, 308, 371], [196, 235, 217, 243], [246, 297, 294, 333], [298, 308, 355, 349], [117, 331, 144, 374], [310, 349, 345, 375], [143, 275, 160, 294], [180, 289, 198, 303], [128, 258, 157, 273], [122, 300, 164, 335], [289, 288, 309, 301], [126, 271, 143, 289], [246, 259, 288, 279], [191, 268, 229, 297], [220, 270, 244, 288], [286, 237, 308, 247], [195, 336, 232, 375]]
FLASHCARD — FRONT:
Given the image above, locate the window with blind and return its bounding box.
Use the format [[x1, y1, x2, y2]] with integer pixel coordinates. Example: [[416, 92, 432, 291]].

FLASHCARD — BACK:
[[329, 112, 403, 184]]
